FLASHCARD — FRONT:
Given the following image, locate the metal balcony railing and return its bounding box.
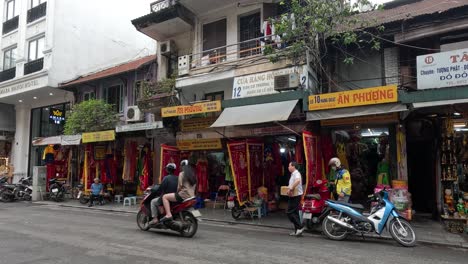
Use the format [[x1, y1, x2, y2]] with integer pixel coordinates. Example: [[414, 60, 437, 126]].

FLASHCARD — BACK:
[[0, 67, 16, 82], [24, 58, 44, 75], [27, 2, 47, 23], [180, 34, 284, 73], [2, 16, 19, 35]]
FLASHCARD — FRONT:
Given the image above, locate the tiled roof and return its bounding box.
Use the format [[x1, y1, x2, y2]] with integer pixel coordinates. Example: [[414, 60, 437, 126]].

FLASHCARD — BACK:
[[60, 55, 157, 87], [362, 0, 468, 25]]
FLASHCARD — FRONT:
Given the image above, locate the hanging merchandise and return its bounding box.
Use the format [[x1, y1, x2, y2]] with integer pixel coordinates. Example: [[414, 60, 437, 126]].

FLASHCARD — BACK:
[[321, 135, 335, 175], [295, 137, 304, 165], [159, 144, 180, 182], [247, 139, 264, 197], [43, 145, 56, 164], [227, 140, 249, 205], [224, 155, 233, 182], [122, 141, 137, 182], [303, 131, 321, 196], [336, 143, 349, 170], [376, 159, 390, 185], [139, 145, 151, 193], [197, 157, 209, 194], [396, 125, 408, 180]]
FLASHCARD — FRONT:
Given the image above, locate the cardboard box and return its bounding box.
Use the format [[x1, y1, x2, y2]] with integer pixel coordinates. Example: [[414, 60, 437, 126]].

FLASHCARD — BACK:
[[280, 186, 298, 196]]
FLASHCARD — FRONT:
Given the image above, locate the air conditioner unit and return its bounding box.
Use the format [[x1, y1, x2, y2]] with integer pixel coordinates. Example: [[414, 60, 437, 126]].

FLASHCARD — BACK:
[[126, 106, 143, 122], [159, 40, 176, 55], [274, 73, 300, 91]]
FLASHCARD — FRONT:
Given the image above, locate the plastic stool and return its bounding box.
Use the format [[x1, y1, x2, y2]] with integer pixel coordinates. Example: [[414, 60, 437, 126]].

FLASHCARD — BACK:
[[123, 197, 132, 206], [129, 196, 137, 205], [114, 195, 123, 203]]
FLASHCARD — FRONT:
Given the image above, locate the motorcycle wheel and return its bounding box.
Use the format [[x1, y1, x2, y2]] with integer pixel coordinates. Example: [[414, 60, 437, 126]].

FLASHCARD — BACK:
[[79, 196, 89, 205], [137, 210, 151, 231], [389, 218, 417, 247], [231, 206, 242, 219], [321, 213, 348, 241], [1, 191, 13, 202], [180, 211, 198, 238]]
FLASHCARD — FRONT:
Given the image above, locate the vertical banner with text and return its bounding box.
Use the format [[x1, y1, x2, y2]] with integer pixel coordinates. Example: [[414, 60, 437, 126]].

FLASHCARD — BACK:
[[159, 145, 180, 183], [302, 131, 321, 196], [247, 140, 264, 199], [228, 141, 249, 205]]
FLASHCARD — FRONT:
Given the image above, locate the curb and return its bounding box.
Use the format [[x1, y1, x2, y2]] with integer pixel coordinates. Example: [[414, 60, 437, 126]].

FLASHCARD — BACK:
[[34, 202, 467, 249]]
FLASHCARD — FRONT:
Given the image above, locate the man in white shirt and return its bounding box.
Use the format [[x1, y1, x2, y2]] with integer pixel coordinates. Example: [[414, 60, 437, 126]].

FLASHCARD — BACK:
[[287, 161, 305, 236]]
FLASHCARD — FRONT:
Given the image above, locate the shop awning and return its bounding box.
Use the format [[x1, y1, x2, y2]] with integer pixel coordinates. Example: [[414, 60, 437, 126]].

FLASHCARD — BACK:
[[32, 136, 62, 146], [210, 100, 298, 128], [306, 103, 407, 121], [32, 135, 82, 146], [412, 99, 468, 108], [61, 135, 82, 145]]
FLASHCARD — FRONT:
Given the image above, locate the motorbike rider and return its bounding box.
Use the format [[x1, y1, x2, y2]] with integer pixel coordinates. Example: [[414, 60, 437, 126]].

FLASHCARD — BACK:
[[328, 157, 352, 203], [160, 160, 197, 222], [147, 163, 179, 226]]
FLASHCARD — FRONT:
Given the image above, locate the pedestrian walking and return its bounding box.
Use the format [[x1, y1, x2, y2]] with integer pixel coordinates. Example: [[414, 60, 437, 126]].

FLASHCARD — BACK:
[[287, 161, 305, 236]]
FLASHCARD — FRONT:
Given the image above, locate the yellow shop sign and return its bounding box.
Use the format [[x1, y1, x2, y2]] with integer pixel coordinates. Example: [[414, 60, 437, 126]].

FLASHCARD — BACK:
[[162, 101, 221, 117], [308, 85, 398, 111], [176, 138, 222, 151], [82, 130, 115, 143]]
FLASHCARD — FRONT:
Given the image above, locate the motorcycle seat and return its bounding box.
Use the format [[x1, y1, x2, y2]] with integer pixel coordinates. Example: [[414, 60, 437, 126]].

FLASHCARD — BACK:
[[305, 194, 321, 200], [182, 196, 196, 203], [335, 201, 365, 210]]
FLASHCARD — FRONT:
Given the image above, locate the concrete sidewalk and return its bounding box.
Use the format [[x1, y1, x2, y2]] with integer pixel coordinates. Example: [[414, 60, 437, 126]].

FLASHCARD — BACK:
[[34, 199, 468, 248]]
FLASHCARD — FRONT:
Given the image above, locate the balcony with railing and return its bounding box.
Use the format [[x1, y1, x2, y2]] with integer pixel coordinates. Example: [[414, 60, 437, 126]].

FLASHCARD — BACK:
[[177, 34, 285, 77], [24, 58, 44, 75], [27, 2, 47, 23], [0, 67, 16, 82], [3, 16, 19, 35]]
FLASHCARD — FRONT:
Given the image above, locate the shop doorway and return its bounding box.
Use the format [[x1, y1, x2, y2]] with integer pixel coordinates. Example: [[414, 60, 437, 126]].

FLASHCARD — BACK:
[[407, 141, 436, 215], [406, 118, 437, 215]]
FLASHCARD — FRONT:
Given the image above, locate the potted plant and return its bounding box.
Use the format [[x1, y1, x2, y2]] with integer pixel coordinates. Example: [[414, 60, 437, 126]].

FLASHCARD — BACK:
[[137, 74, 180, 119]]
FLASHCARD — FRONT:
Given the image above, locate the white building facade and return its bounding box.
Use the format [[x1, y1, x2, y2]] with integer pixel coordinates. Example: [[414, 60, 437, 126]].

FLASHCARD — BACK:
[[0, 0, 156, 181]]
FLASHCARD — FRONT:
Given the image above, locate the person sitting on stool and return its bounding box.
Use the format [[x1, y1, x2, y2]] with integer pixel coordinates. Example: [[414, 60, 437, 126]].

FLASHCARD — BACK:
[[89, 178, 103, 207]]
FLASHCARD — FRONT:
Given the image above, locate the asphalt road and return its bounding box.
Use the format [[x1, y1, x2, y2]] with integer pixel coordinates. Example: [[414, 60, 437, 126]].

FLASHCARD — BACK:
[[0, 202, 466, 264]]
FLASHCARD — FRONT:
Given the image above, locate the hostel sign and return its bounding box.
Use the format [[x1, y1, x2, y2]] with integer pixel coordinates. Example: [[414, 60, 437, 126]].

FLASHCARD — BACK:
[[151, 0, 175, 13], [308, 85, 398, 111]]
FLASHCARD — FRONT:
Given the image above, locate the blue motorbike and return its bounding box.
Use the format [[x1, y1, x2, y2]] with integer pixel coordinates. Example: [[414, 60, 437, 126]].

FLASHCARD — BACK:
[[321, 190, 416, 247]]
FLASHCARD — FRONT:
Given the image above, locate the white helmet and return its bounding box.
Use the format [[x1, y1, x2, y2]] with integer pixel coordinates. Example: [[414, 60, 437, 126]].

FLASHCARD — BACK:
[[328, 157, 341, 168], [180, 160, 189, 167], [166, 163, 176, 170]]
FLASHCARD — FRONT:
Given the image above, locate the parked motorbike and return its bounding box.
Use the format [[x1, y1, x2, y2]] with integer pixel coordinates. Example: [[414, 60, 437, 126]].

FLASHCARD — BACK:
[[321, 190, 416, 247], [49, 178, 67, 202], [136, 186, 202, 238], [302, 179, 330, 230], [0, 177, 32, 202]]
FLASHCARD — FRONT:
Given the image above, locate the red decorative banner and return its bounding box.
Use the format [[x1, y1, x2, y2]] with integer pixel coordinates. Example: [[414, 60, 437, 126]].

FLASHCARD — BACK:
[[303, 131, 321, 196], [247, 140, 264, 199], [228, 141, 249, 205], [159, 144, 180, 183]]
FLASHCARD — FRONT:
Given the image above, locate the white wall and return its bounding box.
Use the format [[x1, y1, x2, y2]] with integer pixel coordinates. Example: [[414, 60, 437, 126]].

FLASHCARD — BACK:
[[49, 0, 156, 86]]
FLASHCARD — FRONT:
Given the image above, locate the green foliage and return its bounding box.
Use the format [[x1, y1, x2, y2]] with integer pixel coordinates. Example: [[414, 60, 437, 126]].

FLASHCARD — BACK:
[[63, 99, 118, 135], [140, 74, 177, 99], [270, 0, 384, 66]]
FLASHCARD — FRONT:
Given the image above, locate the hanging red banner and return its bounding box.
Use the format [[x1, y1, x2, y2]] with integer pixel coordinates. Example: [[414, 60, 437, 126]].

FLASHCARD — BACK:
[[302, 131, 321, 196], [159, 144, 180, 183], [228, 141, 249, 205], [247, 140, 264, 199]]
